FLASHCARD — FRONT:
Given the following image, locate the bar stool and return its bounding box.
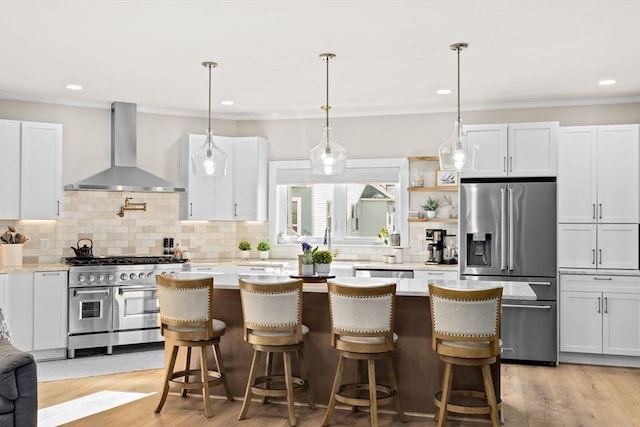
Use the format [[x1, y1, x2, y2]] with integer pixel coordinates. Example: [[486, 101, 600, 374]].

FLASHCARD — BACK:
[[322, 281, 406, 427], [237, 278, 315, 426], [428, 284, 503, 427], [155, 275, 234, 418]]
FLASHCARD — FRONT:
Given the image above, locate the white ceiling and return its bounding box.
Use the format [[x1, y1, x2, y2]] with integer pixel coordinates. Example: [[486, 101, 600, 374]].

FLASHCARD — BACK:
[[1, 0, 639, 120]]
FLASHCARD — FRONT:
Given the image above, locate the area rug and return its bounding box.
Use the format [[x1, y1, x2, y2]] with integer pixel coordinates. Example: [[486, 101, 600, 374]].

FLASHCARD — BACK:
[[37, 347, 165, 382], [38, 390, 154, 426]]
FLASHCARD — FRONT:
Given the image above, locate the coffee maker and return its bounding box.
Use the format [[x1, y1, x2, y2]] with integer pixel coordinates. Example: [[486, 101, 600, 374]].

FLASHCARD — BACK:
[[425, 229, 445, 264]]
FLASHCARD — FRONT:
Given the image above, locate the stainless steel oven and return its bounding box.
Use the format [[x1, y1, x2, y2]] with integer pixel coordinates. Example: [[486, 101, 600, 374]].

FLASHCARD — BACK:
[[66, 256, 187, 358]]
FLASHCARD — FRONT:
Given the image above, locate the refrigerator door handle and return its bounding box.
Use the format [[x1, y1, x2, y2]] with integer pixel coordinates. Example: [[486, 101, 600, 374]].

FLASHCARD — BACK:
[[508, 186, 514, 271], [500, 188, 507, 271]]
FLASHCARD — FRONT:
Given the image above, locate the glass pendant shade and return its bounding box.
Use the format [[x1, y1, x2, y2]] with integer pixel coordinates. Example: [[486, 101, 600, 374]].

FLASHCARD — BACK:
[[438, 120, 478, 171], [310, 126, 347, 175], [191, 132, 228, 176]]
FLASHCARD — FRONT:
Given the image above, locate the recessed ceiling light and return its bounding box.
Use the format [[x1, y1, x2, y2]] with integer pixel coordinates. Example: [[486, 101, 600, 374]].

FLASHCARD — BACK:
[[598, 79, 616, 86], [436, 89, 451, 95], [220, 100, 234, 106], [65, 84, 83, 91]]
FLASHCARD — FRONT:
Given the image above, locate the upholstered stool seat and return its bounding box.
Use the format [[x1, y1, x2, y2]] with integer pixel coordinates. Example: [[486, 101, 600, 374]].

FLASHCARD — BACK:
[[322, 281, 406, 427], [155, 275, 234, 418], [428, 284, 503, 427], [238, 278, 315, 426]]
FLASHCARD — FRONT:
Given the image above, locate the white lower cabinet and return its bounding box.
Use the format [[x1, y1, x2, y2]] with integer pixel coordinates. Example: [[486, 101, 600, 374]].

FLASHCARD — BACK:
[[5, 271, 67, 359], [560, 274, 640, 357], [558, 223, 639, 270]]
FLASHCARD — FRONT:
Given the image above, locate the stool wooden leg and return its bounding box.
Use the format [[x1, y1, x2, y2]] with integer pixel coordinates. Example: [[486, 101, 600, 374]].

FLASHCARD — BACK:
[[322, 355, 346, 427], [156, 345, 179, 414], [296, 348, 316, 409], [385, 357, 407, 422], [262, 351, 273, 404], [353, 360, 363, 413], [437, 362, 454, 427], [212, 342, 234, 402], [238, 349, 262, 420], [200, 346, 212, 418], [283, 351, 297, 426], [481, 364, 501, 427], [182, 346, 192, 398], [368, 359, 378, 427]]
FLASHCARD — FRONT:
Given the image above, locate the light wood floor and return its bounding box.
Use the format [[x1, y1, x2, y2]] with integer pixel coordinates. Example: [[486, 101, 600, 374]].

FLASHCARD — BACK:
[[38, 363, 640, 426]]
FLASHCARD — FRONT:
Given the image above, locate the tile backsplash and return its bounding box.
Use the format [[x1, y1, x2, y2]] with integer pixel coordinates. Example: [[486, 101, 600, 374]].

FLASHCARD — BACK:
[[0, 191, 456, 265]]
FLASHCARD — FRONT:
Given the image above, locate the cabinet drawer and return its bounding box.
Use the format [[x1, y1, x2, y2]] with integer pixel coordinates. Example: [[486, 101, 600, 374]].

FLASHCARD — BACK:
[[561, 274, 640, 293]]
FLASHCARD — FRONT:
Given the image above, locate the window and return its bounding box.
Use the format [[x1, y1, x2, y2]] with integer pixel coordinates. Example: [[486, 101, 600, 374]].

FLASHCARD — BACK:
[[269, 158, 409, 246]]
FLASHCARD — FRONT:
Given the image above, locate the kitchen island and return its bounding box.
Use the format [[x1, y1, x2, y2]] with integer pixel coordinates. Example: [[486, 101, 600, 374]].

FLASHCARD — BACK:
[[168, 275, 534, 417]]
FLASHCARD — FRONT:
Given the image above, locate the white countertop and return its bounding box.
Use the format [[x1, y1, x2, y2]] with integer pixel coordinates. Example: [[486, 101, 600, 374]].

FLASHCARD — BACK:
[[179, 272, 535, 300]]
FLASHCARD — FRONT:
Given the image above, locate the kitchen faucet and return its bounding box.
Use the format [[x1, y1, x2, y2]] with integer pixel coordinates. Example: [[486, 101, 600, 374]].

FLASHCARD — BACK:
[[323, 226, 331, 253]]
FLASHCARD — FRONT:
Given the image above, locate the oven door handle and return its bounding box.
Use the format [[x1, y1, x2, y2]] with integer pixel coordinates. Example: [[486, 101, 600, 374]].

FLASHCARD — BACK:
[[118, 286, 157, 294], [73, 289, 109, 296], [502, 304, 553, 310]]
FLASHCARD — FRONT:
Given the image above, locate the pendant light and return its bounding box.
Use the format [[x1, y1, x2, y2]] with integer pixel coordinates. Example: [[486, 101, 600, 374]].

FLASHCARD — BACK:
[[310, 53, 347, 175], [438, 43, 478, 172], [191, 61, 228, 176]]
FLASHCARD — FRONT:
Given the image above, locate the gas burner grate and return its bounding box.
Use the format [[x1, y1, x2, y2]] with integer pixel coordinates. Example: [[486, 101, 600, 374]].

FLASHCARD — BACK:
[[65, 256, 186, 266]]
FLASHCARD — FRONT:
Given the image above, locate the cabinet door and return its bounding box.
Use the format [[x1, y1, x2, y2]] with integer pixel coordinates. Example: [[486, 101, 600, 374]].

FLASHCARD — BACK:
[[5, 273, 34, 351], [598, 224, 639, 270], [233, 137, 268, 221], [33, 271, 68, 351], [558, 127, 597, 222], [508, 122, 558, 177], [560, 290, 602, 354], [21, 121, 63, 219], [597, 125, 639, 223], [460, 124, 508, 178], [603, 291, 640, 356], [180, 134, 215, 220], [558, 224, 596, 268], [212, 137, 235, 220], [0, 120, 21, 219]]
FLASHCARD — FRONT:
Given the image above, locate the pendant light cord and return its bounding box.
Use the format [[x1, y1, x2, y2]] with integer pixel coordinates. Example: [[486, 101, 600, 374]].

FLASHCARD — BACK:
[[456, 45, 461, 124], [325, 54, 330, 130], [202, 61, 218, 150]]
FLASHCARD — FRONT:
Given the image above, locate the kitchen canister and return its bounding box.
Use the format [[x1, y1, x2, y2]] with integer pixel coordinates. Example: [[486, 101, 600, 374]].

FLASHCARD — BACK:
[[392, 247, 403, 264], [1, 244, 24, 267]]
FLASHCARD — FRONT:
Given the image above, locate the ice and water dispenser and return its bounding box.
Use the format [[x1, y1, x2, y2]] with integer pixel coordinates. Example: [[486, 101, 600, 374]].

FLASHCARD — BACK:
[[466, 232, 492, 267]]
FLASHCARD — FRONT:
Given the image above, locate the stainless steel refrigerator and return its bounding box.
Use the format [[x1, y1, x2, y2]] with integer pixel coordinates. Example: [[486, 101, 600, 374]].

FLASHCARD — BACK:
[[460, 178, 557, 364]]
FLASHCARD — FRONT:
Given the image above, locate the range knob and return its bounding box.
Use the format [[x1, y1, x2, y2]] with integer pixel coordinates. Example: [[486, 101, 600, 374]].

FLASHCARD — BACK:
[[138, 272, 146, 279], [106, 274, 115, 282], [147, 272, 153, 278], [130, 273, 137, 280], [98, 274, 105, 282], [78, 275, 86, 283], [120, 273, 128, 281], [88, 275, 95, 283]]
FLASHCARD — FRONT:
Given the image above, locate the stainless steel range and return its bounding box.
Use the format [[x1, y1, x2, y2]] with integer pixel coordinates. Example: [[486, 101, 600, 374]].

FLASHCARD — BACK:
[[65, 256, 188, 358]]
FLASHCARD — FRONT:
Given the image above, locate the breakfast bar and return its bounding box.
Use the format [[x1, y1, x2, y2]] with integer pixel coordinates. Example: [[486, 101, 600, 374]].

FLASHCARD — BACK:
[[167, 275, 535, 416]]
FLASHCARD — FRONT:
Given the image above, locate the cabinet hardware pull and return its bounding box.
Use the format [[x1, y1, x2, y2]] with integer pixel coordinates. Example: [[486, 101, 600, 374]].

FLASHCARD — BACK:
[[41, 272, 61, 276], [597, 297, 601, 314], [234, 203, 238, 217], [189, 202, 193, 217], [604, 297, 608, 314], [502, 304, 552, 310], [598, 249, 602, 264], [528, 281, 551, 286], [592, 203, 596, 219], [428, 272, 444, 276], [509, 156, 513, 173], [599, 203, 602, 219], [57, 200, 60, 216], [593, 277, 612, 280], [503, 157, 507, 173], [592, 249, 595, 264]]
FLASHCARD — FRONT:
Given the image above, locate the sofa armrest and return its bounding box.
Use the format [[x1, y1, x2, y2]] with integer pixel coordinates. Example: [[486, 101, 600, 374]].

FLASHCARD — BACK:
[[0, 339, 37, 426]]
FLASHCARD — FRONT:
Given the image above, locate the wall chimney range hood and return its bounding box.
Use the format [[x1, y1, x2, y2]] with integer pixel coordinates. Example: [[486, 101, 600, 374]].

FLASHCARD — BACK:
[[64, 102, 185, 192]]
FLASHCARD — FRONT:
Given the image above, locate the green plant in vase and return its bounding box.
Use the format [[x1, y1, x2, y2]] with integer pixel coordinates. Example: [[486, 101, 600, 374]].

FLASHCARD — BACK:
[[257, 240, 270, 260], [238, 240, 251, 260], [312, 249, 333, 275], [421, 196, 440, 219]]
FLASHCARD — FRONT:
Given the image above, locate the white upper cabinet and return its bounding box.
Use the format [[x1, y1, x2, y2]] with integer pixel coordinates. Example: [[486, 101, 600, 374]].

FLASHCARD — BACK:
[[180, 135, 268, 221], [558, 125, 639, 224], [0, 120, 63, 220], [462, 122, 558, 178]]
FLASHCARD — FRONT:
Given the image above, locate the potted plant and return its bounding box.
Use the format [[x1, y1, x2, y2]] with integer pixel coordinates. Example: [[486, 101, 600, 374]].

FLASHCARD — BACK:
[[441, 194, 458, 218], [312, 249, 333, 275], [421, 196, 440, 219], [238, 240, 251, 260], [300, 242, 316, 276], [257, 240, 270, 260], [378, 227, 389, 245]]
